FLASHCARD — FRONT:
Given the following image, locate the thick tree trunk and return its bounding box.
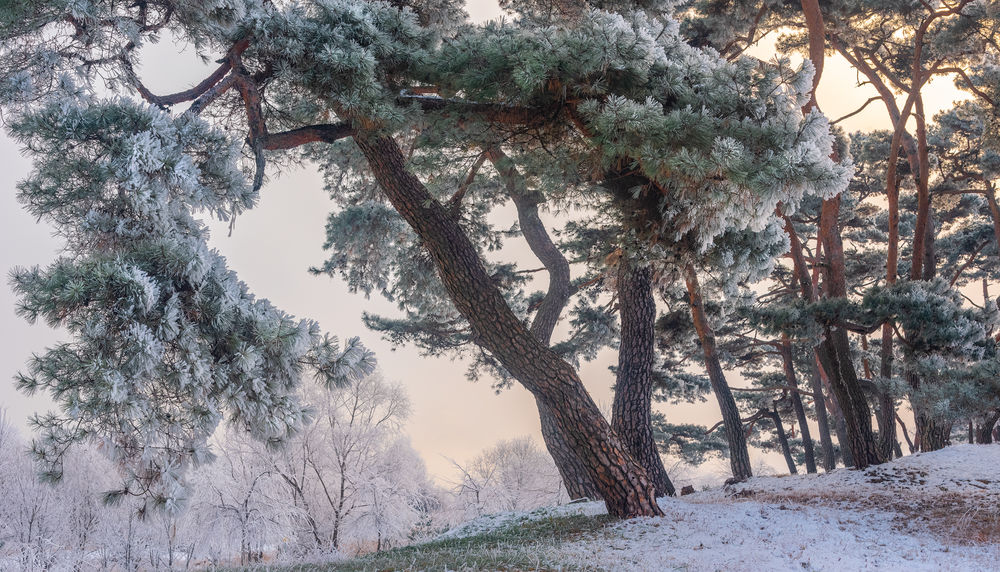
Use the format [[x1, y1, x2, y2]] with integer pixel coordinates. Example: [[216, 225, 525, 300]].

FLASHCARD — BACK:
[[613, 261, 675, 497], [683, 263, 752, 481], [976, 410, 1000, 444], [355, 133, 662, 518], [780, 335, 816, 473], [537, 404, 602, 500], [916, 411, 951, 452], [818, 197, 883, 467], [768, 406, 798, 475], [489, 148, 602, 501]]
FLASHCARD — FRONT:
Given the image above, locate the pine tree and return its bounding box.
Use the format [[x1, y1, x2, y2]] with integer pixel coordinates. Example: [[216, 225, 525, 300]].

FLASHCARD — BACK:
[[1, 1, 848, 517]]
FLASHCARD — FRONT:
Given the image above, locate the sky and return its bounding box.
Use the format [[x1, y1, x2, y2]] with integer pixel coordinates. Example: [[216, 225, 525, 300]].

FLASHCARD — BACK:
[[0, 1, 973, 484]]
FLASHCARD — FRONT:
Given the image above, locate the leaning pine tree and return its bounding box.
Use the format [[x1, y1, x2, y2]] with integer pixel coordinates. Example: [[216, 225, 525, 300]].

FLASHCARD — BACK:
[[1, 0, 849, 517]]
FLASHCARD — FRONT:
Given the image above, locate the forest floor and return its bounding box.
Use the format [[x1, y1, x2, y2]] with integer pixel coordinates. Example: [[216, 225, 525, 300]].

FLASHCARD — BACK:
[[301, 444, 1000, 571]]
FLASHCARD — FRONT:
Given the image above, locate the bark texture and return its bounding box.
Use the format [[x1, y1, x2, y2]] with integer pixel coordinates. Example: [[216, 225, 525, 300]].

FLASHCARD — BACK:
[[683, 263, 752, 481], [783, 214, 837, 471], [780, 335, 816, 473], [768, 406, 798, 475], [975, 411, 1000, 444], [354, 133, 662, 518], [818, 197, 883, 467], [613, 261, 675, 497], [489, 148, 603, 501]]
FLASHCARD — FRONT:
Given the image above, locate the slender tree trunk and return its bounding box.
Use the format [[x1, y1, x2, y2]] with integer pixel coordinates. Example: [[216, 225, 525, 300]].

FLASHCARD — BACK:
[[814, 353, 851, 468], [683, 263, 752, 481], [768, 406, 798, 474], [613, 260, 675, 497], [489, 148, 602, 501], [809, 358, 837, 470], [355, 133, 662, 518], [783, 214, 836, 471], [897, 413, 916, 454], [908, 96, 951, 453], [780, 335, 816, 473]]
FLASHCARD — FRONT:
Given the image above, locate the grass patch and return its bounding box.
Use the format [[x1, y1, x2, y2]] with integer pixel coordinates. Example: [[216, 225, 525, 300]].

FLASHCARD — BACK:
[[269, 513, 615, 571]]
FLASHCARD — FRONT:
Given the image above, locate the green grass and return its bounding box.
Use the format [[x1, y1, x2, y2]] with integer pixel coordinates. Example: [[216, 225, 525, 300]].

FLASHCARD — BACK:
[[266, 513, 615, 571]]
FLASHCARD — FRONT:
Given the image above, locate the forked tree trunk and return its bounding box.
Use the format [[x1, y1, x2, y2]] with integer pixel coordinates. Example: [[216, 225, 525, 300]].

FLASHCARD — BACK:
[[355, 133, 661, 518], [683, 263, 752, 482], [489, 148, 602, 501], [780, 335, 816, 473], [613, 260, 675, 497]]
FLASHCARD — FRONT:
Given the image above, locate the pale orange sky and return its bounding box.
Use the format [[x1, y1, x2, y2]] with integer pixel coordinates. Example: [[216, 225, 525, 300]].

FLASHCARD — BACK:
[[0, 1, 973, 485]]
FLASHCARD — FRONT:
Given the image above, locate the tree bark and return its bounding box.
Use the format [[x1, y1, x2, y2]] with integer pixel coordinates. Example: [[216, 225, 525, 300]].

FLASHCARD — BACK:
[[537, 406, 602, 500], [916, 410, 951, 451], [613, 260, 675, 497], [354, 132, 662, 518], [488, 148, 603, 501], [809, 358, 837, 471], [897, 413, 916, 454], [983, 185, 1000, 254], [683, 263, 752, 481], [768, 405, 798, 475], [780, 335, 816, 473], [818, 196, 883, 467], [976, 410, 1000, 444], [783, 214, 837, 471]]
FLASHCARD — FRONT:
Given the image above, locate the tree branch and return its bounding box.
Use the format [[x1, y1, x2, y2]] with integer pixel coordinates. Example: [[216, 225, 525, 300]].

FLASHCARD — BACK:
[[830, 96, 883, 125], [128, 37, 251, 108]]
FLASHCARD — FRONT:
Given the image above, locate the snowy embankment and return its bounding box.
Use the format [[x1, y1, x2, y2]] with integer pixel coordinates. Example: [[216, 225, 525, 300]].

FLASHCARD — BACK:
[[439, 444, 1000, 571]]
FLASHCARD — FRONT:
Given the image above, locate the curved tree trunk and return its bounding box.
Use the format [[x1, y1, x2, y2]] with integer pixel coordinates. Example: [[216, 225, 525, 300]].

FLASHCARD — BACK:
[[488, 148, 602, 501], [355, 133, 661, 518], [683, 263, 752, 482], [613, 260, 675, 497]]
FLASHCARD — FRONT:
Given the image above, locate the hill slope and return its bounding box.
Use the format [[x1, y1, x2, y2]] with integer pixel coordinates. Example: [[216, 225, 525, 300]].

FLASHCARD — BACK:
[[320, 444, 999, 571], [438, 444, 1000, 571]]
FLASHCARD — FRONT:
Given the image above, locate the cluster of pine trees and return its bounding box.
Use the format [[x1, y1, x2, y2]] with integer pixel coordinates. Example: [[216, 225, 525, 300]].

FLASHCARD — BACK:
[[0, 0, 997, 522]]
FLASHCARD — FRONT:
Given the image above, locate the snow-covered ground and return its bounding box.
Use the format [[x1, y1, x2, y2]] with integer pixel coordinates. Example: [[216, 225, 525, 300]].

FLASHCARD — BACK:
[[439, 444, 1000, 571]]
